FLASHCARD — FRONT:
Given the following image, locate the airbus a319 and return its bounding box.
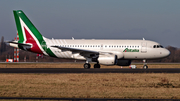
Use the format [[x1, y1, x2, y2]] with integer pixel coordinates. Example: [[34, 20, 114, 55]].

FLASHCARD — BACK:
[[9, 10, 170, 69]]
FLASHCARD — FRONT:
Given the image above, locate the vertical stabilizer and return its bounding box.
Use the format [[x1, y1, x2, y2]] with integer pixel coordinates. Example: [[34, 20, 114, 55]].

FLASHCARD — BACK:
[[12, 10, 56, 56], [13, 10, 43, 44], [13, 10, 45, 54]]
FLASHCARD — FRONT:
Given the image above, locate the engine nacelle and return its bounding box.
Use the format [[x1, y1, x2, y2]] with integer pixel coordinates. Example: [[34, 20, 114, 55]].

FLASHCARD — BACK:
[[92, 55, 116, 65], [116, 59, 131, 66], [92, 55, 131, 66]]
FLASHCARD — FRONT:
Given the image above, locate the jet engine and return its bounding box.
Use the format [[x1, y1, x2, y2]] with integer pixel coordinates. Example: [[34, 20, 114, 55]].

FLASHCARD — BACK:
[[92, 55, 131, 66], [92, 55, 117, 65]]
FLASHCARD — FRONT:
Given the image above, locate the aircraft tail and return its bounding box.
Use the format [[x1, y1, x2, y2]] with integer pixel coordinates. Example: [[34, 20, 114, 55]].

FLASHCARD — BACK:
[[13, 10, 44, 43], [9, 10, 57, 56], [12, 10, 45, 54]]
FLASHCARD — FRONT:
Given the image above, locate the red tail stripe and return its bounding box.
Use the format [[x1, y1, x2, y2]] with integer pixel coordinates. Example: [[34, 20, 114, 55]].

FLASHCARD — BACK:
[[24, 27, 43, 54]]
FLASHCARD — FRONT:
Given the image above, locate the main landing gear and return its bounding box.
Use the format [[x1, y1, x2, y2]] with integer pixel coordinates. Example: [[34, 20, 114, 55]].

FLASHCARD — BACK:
[[83, 61, 100, 69], [84, 63, 91, 69], [143, 59, 148, 69], [94, 64, 100, 68]]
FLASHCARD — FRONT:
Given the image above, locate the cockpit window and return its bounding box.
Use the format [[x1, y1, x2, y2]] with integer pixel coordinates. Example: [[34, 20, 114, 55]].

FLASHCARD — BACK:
[[153, 45, 164, 48], [160, 45, 163, 48]]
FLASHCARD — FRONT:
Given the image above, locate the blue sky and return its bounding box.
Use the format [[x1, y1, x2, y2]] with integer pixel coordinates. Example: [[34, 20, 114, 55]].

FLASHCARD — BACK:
[[0, 0, 180, 47]]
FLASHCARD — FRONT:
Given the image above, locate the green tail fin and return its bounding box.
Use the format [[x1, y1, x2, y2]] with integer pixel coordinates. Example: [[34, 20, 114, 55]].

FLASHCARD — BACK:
[[13, 10, 44, 43], [13, 10, 57, 57]]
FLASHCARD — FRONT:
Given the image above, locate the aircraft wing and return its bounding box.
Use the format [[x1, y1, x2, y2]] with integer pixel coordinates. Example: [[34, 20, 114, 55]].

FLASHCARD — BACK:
[[51, 46, 99, 58]]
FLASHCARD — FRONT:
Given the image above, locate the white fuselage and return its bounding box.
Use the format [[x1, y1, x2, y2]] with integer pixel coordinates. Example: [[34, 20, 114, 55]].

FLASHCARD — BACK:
[[43, 37, 170, 61]]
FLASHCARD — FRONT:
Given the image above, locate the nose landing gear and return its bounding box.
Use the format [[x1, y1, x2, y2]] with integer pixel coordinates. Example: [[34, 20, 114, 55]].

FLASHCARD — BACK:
[[143, 59, 148, 69], [143, 65, 148, 69]]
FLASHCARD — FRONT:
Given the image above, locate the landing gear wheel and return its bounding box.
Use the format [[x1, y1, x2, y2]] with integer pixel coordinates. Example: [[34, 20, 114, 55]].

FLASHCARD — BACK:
[[143, 65, 148, 69], [143, 59, 148, 69], [84, 63, 91, 69], [94, 64, 100, 68]]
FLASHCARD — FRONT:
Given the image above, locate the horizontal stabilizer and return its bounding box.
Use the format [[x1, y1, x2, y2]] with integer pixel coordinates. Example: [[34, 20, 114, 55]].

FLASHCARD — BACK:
[[7, 41, 31, 47], [7, 41, 32, 50]]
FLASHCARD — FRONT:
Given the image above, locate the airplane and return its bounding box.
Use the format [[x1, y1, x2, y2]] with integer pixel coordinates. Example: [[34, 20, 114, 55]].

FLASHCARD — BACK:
[[9, 10, 170, 69]]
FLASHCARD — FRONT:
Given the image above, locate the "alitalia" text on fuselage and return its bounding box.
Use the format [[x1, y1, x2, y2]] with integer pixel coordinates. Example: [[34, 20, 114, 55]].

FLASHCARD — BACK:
[[123, 48, 139, 52]]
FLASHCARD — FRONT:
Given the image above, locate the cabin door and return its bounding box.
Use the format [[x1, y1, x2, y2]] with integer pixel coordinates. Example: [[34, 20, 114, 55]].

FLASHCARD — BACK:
[[141, 42, 147, 53]]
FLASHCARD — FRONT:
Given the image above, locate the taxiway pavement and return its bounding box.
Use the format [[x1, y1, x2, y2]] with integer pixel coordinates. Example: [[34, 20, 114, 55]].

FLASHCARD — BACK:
[[0, 68, 180, 73]]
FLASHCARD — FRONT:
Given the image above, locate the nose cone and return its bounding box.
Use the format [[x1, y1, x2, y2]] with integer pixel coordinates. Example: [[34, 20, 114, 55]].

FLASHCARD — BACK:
[[164, 49, 170, 57]]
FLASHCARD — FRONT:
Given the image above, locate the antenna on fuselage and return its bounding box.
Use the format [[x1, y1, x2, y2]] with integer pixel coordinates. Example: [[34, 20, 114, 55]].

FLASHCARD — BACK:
[[72, 37, 74, 40], [143, 38, 145, 40]]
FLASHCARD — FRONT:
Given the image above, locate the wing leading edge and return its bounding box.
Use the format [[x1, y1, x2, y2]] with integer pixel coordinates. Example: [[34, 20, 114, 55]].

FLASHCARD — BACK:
[[51, 46, 99, 58]]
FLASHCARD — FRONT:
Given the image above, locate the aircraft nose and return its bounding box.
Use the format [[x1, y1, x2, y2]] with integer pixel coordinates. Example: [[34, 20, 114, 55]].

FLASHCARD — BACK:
[[164, 49, 170, 57]]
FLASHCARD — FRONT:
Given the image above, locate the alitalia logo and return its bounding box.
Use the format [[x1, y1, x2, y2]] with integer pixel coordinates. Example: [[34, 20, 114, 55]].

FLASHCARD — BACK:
[[123, 48, 139, 52]]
